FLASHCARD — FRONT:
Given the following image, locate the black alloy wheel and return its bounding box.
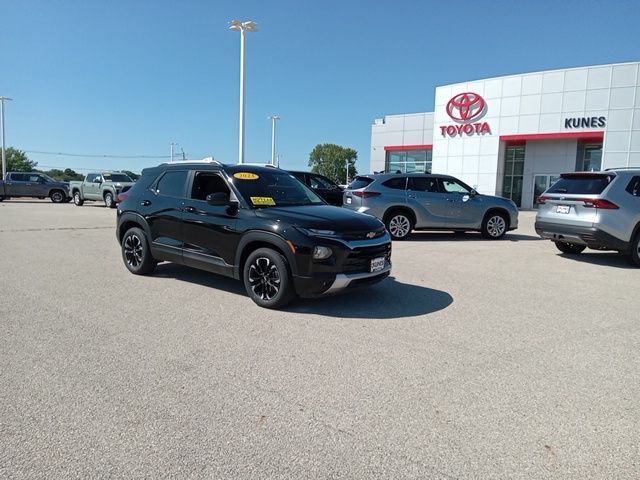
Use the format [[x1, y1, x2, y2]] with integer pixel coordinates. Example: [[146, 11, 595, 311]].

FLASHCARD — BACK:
[[50, 190, 65, 203], [243, 248, 295, 309], [554, 241, 587, 255], [121, 227, 156, 275]]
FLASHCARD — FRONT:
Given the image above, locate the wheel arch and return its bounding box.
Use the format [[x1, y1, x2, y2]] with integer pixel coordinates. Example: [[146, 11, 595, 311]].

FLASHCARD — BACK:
[[482, 207, 511, 229], [117, 212, 152, 243], [235, 231, 297, 280], [383, 205, 416, 225]]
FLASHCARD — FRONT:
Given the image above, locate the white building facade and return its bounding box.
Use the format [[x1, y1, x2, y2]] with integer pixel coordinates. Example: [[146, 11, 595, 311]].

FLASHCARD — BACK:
[[370, 61, 640, 209]]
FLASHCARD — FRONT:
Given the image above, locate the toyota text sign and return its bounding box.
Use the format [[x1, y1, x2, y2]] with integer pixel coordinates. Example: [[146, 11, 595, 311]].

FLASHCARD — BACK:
[[440, 92, 491, 138]]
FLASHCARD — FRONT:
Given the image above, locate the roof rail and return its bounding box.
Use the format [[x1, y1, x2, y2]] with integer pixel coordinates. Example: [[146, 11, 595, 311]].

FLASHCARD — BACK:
[[237, 162, 278, 168], [605, 166, 640, 171], [162, 159, 223, 166]]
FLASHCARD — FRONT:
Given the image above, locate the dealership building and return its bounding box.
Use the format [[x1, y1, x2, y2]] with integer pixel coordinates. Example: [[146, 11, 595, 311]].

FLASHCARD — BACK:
[[370, 61, 640, 209]]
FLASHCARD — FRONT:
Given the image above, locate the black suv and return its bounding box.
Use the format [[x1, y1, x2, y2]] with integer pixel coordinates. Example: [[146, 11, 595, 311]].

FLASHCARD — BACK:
[[288, 171, 344, 206], [116, 161, 391, 308]]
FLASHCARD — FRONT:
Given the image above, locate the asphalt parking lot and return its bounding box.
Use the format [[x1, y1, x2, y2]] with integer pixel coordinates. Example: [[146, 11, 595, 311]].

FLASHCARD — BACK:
[[1, 200, 639, 479]]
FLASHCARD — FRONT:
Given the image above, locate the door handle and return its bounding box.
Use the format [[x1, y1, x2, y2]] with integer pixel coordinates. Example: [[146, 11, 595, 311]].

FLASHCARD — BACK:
[[26, 183, 32, 186], [408, 194, 417, 199], [184, 206, 196, 213], [141, 200, 152, 206]]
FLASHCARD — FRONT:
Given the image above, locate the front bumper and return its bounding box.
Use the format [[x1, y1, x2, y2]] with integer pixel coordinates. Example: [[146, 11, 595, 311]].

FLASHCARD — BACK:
[[293, 261, 391, 297], [535, 221, 629, 252]]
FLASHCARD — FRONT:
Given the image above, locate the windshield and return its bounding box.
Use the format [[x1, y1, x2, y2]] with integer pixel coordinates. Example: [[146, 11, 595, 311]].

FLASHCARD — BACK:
[[228, 169, 325, 208], [102, 173, 133, 182], [41, 174, 56, 182]]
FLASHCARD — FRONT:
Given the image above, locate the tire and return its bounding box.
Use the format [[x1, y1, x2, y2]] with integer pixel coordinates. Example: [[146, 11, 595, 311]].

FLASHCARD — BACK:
[[481, 212, 508, 239], [243, 248, 296, 309], [50, 190, 65, 203], [385, 211, 414, 240], [629, 233, 640, 267], [73, 191, 84, 206], [554, 241, 586, 255], [0, 196, 4, 202], [104, 192, 116, 208], [121, 227, 157, 275]]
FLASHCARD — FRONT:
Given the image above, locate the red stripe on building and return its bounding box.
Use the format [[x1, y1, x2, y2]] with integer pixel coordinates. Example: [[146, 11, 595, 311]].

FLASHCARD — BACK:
[[384, 144, 433, 151], [500, 131, 605, 142]]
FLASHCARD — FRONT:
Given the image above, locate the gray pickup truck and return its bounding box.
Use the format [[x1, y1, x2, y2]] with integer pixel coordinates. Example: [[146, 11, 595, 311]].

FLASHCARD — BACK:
[[69, 171, 135, 208], [0, 172, 71, 203]]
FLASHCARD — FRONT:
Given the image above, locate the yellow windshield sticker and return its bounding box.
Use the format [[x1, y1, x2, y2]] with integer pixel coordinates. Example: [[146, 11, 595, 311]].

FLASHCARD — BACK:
[[233, 172, 259, 180], [103, 173, 111, 177], [250, 196, 276, 206]]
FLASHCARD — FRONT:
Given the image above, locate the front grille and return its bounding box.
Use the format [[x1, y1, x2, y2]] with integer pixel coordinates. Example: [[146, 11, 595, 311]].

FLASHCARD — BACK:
[[342, 228, 386, 241], [342, 243, 391, 272], [121, 186, 131, 193]]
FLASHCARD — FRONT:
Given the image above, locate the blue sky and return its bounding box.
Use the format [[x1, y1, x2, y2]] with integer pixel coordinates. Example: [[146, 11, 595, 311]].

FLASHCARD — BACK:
[[2, 0, 639, 174]]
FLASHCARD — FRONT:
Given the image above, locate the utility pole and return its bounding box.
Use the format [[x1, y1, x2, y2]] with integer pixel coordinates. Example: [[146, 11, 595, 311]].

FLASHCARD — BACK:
[[0, 96, 13, 180], [268, 115, 280, 166], [345, 158, 349, 186], [170, 142, 176, 163], [230, 20, 258, 164]]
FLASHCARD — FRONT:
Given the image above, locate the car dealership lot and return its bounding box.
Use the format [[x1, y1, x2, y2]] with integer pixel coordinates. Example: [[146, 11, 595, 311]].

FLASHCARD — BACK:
[[1, 200, 639, 479]]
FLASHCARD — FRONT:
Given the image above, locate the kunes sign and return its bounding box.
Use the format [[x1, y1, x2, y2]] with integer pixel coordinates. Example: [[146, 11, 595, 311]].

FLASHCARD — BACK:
[[440, 92, 491, 138]]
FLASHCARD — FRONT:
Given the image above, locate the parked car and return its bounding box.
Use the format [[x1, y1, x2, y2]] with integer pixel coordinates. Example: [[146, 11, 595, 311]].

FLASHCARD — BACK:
[[69, 171, 135, 208], [0, 172, 70, 203], [535, 169, 640, 266], [288, 170, 344, 206], [116, 161, 392, 308], [343, 173, 519, 240]]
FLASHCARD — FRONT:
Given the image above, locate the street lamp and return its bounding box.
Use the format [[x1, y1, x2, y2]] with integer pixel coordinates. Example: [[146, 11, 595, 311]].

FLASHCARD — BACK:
[[0, 96, 13, 180], [268, 115, 280, 166], [170, 142, 178, 163], [229, 20, 258, 164]]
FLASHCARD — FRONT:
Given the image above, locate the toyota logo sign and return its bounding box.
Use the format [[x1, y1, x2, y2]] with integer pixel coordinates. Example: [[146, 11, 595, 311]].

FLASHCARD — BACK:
[[446, 92, 486, 122]]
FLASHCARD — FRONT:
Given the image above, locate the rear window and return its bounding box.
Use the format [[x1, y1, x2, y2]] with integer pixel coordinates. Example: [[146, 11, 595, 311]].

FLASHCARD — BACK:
[[348, 176, 374, 190], [382, 177, 407, 190], [547, 174, 614, 195], [626, 176, 640, 197]]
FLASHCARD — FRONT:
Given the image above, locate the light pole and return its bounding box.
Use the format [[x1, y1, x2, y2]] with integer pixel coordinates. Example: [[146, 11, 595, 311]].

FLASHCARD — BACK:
[[0, 96, 12, 180], [268, 115, 280, 166], [345, 159, 350, 186], [170, 142, 177, 163], [229, 20, 258, 164]]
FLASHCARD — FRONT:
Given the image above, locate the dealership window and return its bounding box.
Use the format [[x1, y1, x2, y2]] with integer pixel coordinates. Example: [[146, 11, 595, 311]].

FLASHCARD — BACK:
[[502, 145, 525, 207], [575, 143, 603, 171], [385, 149, 432, 173]]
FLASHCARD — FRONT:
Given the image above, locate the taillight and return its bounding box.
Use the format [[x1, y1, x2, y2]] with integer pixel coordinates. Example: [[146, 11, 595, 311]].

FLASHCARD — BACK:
[[352, 191, 381, 198], [117, 192, 130, 203], [581, 198, 619, 209], [537, 195, 549, 204]]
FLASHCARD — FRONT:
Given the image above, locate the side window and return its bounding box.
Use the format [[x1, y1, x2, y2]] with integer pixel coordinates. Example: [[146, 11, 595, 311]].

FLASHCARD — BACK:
[[626, 176, 640, 197], [408, 177, 439, 192], [309, 174, 333, 189], [155, 170, 188, 198], [86, 174, 96, 183], [440, 178, 471, 194], [27, 174, 41, 182], [382, 177, 407, 190], [190, 172, 230, 200], [10, 173, 25, 181]]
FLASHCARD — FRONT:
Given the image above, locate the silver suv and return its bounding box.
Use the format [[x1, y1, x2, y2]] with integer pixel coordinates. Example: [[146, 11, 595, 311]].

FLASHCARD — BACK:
[[535, 169, 640, 266], [343, 173, 519, 240]]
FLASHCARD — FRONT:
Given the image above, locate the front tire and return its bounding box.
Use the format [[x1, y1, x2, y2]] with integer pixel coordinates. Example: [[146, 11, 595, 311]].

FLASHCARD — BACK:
[[104, 192, 116, 208], [50, 190, 65, 203], [629, 233, 640, 267], [385, 211, 414, 240], [554, 241, 586, 254], [121, 227, 157, 275], [243, 248, 296, 309], [73, 192, 84, 206], [481, 212, 508, 239]]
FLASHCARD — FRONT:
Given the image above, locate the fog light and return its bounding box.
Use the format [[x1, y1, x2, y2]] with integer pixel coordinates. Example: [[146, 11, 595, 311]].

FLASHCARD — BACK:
[[313, 246, 332, 260]]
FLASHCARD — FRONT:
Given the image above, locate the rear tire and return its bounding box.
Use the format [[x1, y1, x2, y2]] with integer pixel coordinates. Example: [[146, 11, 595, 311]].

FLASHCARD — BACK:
[[385, 211, 414, 240], [121, 227, 157, 275], [104, 192, 116, 208], [73, 191, 84, 206], [629, 233, 640, 267], [481, 212, 508, 239], [554, 241, 586, 255], [50, 190, 65, 203], [243, 248, 296, 309]]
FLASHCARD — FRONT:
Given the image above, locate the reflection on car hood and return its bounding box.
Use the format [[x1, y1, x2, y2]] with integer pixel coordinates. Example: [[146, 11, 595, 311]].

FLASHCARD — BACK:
[[256, 205, 384, 231]]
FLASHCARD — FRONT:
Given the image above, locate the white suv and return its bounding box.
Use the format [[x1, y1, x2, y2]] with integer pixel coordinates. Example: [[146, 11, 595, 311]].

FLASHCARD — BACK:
[[535, 169, 640, 266]]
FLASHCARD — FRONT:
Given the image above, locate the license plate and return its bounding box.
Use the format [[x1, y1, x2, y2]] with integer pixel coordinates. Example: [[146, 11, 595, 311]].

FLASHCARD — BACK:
[[370, 257, 385, 273], [556, 205, 570, 214], [346, 197, 352, 204]]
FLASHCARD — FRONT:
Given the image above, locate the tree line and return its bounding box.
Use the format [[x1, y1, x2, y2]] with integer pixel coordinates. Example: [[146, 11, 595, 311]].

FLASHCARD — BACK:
[[1, 148, 140, 181]]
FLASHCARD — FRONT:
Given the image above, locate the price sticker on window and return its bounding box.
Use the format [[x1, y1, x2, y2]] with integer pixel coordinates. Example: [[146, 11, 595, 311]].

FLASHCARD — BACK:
[[250, 196, 276, 206], [233, 172, 259, 180]]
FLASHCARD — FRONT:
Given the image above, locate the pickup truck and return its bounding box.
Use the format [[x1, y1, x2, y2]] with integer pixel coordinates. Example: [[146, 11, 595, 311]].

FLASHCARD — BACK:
[[0, 172, 71, 203], [70, 171, 135, 208]]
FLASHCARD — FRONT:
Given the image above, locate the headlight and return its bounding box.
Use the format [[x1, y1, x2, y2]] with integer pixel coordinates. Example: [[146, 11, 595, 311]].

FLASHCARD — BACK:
[[313, 246, 333, 260], [296, 227, 337, 237]]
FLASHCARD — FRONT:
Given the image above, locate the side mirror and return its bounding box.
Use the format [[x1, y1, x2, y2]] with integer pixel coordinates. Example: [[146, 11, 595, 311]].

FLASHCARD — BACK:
[[206, 192, 230, 206], [470, 189, 478, 196], [93, 178, 102, 184]]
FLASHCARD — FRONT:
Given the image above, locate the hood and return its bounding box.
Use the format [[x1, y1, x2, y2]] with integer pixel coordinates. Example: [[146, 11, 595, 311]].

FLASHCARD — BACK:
[[256, 204, 384, 232]]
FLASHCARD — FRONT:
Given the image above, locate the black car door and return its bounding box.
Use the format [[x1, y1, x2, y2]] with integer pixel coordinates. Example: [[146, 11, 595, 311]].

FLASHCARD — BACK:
[[180, 170, 239, 276], [138, 169, 189, 263]]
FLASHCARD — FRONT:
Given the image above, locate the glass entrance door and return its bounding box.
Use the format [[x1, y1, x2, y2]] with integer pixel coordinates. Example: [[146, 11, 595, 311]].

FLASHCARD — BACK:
[[533, 175, 560, 208]]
